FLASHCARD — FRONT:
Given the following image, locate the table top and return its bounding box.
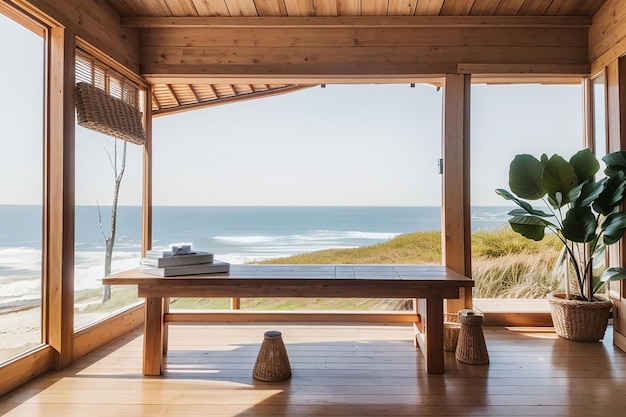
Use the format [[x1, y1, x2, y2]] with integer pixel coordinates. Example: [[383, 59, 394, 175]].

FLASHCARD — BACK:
[[104, 264, 474, 286]]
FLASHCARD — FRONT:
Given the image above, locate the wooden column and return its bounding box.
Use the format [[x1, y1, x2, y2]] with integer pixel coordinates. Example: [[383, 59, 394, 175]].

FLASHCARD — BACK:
[[43, 26, 75, 369], [605, 58, 626, 351], [142, 85, 153, 256], [441, 73, 472, 312]]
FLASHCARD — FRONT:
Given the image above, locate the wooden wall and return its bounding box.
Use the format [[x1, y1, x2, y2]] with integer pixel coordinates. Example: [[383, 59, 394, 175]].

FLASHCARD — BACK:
[[589, 0, 626, 74], [10, 0, 139, 72], [589, 0, 626, 353], [128, 17, 591, 82]]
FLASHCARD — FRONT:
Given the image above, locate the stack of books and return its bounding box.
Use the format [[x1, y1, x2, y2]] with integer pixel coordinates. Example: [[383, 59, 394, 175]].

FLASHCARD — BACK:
[[139, 248, 230, 277]]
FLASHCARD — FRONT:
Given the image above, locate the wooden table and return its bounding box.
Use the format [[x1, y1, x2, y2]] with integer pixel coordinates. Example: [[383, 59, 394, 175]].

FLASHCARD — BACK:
[[104, 264, 474, 375]]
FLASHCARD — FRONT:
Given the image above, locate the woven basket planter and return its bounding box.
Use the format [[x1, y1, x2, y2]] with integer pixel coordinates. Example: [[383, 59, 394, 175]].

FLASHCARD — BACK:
[[444, 313, 461, 352], [548, 292, 612, 342]]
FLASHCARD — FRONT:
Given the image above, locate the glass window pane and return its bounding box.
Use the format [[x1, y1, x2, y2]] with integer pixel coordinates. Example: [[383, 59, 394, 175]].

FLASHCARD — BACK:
[[0, 14, 44, 362], [471, 84, 583, 300], [74, 131, 142, 328]]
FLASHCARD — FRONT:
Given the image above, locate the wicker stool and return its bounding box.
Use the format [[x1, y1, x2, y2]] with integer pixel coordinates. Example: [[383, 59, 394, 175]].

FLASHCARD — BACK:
[[455, 309, 489, 365], [253, 330, 292, 381]]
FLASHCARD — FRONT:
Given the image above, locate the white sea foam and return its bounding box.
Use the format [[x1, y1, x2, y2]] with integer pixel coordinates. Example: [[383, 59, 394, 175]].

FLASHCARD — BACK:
[[0, 247, 42, 275], [214, 235, 281, 244]]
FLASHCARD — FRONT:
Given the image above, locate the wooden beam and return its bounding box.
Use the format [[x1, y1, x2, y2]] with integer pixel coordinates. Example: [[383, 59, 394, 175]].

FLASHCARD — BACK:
[[44, 26, 75, 370], [121, 16, 591, 29], [441, 73, 472, 312], [138, 20, 589, 79], [142, 85, 153, 255], [164, 311, 418, 323], [145, 75, 445, 85]]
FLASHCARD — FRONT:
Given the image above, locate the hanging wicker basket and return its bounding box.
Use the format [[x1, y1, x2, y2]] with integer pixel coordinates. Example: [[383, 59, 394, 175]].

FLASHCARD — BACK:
[[75, 82, 145, 145], [548, 292, 612, 342]]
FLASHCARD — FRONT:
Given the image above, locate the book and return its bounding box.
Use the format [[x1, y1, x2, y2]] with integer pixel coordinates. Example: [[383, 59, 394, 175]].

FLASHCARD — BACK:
[[139, 261, 230, 277], [142, 250, 214, 268]]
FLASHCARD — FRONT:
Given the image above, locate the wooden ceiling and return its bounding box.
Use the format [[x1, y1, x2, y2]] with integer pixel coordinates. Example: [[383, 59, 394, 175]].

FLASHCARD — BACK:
[[103, 0, 609, 115]]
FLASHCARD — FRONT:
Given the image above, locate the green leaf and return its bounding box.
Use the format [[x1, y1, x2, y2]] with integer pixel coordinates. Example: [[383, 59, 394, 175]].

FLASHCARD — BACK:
[[603, 150, 626, 172], [507, 208, 553, 218], [562, 206, 597, 243], [570, 148, 599, 184], [575, 180, 605, 208], [602, 211, 626, 245], [594, 172, 626, 215], [495, 189, 542, 215], [542, 154, 578, 208], [508, 154, 546, 200], [508, 215, 548, 241], [601, 266, 626, 282]]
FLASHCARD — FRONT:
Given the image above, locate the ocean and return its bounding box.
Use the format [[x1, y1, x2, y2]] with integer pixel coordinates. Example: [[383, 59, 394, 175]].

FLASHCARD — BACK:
[[0, 205, 512, 308]]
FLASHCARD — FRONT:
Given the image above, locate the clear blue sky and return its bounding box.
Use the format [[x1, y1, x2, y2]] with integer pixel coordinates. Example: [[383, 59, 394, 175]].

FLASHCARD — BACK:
[[1, 14, 583, 207]]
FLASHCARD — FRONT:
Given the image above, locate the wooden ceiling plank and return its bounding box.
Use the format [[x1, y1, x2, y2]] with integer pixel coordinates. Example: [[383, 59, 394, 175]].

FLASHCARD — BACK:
[[313, 0, 339, 16], [361, 0, 389, 16], [153, 85, 314, 116], [122, 15, 592, 28], [284, 0, 316, 16], [336, 0, 361, 15], [492, 0, 524, 15], [517, 0, 552, 16], [191, 0, 231, 16], [469, 0, 501, 16], [580, 0, 610, 16], [106, 0, 145, 15], [166, 84, 181, 106], [543, 0, 577, 16], [387, 0, 418, 16], [188, 84, 202, 102], [164, 0, 199, 16], [440, 0, 476, 16], [414, 0, 444, 15], [226, 0, 259, 16], [255, 0, 289, 16], [142, 0, 173, 16]]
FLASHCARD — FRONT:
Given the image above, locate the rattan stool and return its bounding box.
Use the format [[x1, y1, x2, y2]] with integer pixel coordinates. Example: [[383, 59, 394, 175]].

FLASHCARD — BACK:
[[253, 330, 292, 381], [455, 309, 489, 365]]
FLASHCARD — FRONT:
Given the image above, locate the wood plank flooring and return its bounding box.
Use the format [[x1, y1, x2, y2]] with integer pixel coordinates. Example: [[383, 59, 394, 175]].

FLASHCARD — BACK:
[[1, 324, 626, 416]]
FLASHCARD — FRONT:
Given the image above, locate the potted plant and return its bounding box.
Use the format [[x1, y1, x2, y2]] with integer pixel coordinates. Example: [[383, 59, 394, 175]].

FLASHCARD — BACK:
[[496, 148, 626, 341]]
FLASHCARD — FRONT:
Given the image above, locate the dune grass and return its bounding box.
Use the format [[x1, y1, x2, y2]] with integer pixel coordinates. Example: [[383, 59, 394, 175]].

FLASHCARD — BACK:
[[260, 227, 564, 299]]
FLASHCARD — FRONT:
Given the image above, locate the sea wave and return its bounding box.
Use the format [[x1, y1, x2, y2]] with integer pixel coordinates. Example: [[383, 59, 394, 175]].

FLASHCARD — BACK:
[[215, 230, 399, 246]]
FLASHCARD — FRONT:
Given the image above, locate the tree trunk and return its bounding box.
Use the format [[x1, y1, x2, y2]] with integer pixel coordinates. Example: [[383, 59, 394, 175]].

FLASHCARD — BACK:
[[101, 140, 127, 302]]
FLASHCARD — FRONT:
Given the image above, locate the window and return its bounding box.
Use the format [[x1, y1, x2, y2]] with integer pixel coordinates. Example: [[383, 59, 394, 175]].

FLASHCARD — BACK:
[[0, 12, 44, 362]]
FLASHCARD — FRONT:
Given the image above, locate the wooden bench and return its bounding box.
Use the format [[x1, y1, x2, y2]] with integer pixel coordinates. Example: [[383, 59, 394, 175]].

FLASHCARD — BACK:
[[104, 264, 474, 375]]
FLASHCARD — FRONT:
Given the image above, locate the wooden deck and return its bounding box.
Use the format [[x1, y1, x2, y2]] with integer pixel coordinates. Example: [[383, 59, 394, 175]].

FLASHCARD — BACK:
[[1, 323, 626, 416]]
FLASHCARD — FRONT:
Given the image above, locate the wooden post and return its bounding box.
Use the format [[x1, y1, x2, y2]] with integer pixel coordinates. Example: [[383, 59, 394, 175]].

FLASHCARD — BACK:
[[43, 26, 75, 370], [441, 73, 472, 312], [142, 84, 153, 256]]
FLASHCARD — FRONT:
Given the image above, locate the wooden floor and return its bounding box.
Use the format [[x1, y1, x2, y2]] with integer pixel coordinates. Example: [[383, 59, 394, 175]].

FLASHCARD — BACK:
[[1, 323, 626, 416]]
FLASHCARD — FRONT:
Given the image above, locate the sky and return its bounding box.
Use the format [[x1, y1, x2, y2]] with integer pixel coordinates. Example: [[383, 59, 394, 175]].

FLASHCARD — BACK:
[[1, 13, 584, 208]]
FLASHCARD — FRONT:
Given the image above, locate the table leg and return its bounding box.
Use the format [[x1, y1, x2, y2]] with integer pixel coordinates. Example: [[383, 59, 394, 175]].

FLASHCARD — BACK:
[[425, 296, 445, 374], [414, 296, 445, 374], [143, 297, 164, 376], [163, 297, 170, 354]]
